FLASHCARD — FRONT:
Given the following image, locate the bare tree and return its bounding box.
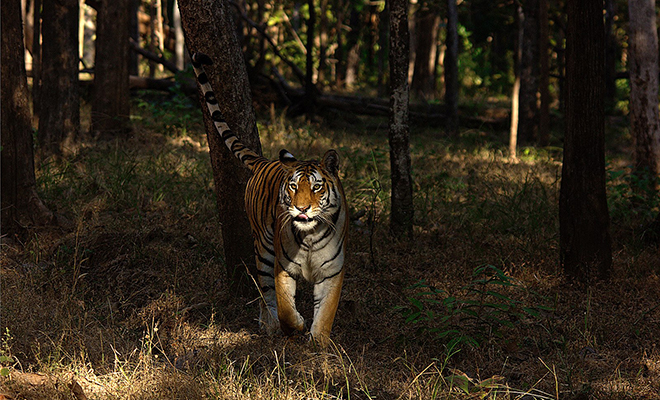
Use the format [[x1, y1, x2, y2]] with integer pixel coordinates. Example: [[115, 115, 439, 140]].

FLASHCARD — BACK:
[[38, 0, 80, 156], [389, 0, 413, 239], [559, 0, 612, 282], [627, 0, 660, 190], [178, 0, 264, 296], [91, 0, 131, 139], [2, 0, 54, 237]]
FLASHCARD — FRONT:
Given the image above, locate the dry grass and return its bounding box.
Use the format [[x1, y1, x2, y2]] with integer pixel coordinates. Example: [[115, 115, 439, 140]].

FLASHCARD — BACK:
[[2, 97, 660, 399]]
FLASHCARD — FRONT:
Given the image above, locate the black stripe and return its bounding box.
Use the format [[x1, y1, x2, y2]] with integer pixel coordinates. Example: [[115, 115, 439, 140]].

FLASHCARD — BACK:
[[257, 269, 274, 278], [315, 267, 344, 285], [257, 254, 274, 268], [198, 72, 209, 84], [205, 92, 218, 104], [211, 110, 225, 122], [221, 130, 236, 140], [319, 241, 344, 269]]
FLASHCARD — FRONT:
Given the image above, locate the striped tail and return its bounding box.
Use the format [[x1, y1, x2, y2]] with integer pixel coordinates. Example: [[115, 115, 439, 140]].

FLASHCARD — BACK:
[[191, 52, 264, 172]]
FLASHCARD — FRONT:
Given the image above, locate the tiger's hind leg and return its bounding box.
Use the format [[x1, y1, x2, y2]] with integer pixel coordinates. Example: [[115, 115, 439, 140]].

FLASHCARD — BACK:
[[255, 248, 279, 334]]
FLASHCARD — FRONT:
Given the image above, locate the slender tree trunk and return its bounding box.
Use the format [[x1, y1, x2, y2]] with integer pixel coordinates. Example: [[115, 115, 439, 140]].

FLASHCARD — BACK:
[[38, 0, 80, 156], [129, 0, 140, 75], [92, 0, 131, 139], [538, 0, 550, 147], [518, 0, 539, 145], [31, 0, 42, 120], [344, 1, 362, 88], [377, 2, 389, 97], [318, 0, 328, 84], [410, 4, 440, 101], [509, 4, 523, 158], [389, 0, 413, 239], [304, 0, 317, 118], [173, 0, 185, 71], [604, 0, 617, 109], [178, 0, 264, 297], [627, 0, 660, 190], [444, 0, 459, 136], [334, 0, 345, 87], [560, 0, 612, 282], [1, 0, 54, 237]]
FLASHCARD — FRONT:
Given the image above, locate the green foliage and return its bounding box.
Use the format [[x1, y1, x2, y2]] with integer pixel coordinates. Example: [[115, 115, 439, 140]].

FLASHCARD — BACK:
[[398, 265, 552, 350], [607, 164, 660, 223], [133, 71, 201, 134]]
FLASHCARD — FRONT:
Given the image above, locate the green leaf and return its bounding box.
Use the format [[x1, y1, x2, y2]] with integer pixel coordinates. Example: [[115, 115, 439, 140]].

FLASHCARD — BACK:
[[0, 367, 9, 377], [446, 375, 471, 393]]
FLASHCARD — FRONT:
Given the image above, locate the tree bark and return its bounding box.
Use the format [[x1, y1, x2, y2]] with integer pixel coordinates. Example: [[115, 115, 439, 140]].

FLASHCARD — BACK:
[[91, 0, 131, 139], [560, 0, 612, 282], [31, 0, 42, 120], [38, 0, 80, 156], [410, 3, 440, 102], [178, 0, 264, 296], [509, 4, 523, 158], [627, 0, 660, 188], [444, 0, 459, 136], [538, 0, 550, 147], [389, 0, 413, 239], [518, 0, 539, 145], [1, 0, 54, 237], [304, 0, 317, 118], [344, 1, 363, 88], [173, 0, 185, 71]]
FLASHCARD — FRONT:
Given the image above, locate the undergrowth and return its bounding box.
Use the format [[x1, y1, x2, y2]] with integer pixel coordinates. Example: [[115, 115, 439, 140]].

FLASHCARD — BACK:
[[1, 95, 660, 399]]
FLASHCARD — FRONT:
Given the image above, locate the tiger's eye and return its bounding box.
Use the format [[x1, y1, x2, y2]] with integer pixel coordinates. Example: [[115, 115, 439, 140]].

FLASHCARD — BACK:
[[290, 182, 298, 191], [313, 184, 322, 191]]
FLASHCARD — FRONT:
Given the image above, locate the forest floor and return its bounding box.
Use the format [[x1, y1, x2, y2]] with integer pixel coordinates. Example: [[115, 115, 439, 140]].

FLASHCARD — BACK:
[[2, 91, 660, 399]]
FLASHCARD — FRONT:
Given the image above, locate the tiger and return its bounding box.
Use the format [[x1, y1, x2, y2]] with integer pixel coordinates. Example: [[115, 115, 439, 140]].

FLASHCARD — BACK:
[[191, 52, 348, 345]]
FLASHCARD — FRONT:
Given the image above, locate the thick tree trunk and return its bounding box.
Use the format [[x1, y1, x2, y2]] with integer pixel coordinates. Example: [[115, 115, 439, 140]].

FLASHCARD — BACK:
[[627, 0, 660, 188], [91, 0, 131, 139], [389, 0, 413, 239], [1, 0, 54, 237], [444, 0, 459, 136], [178, 0, 264, 296], [518, 0, 539, 145], [560, 0, 612, 282], [410, 4, 440, 101], [38, 0, 80, 156]]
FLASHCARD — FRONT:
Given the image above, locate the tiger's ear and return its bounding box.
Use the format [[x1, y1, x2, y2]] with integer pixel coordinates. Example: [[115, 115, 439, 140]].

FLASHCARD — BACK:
[[279, 149, 297, 166], [322, 149, 340, 176]]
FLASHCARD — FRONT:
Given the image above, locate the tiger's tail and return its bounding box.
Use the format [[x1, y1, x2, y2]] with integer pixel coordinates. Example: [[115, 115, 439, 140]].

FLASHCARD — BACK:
[[191, 52, 264, 172]]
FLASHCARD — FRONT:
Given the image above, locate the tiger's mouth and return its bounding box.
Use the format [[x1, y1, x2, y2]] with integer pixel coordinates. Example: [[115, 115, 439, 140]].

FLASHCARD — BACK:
[[294, 214, 314, 223]]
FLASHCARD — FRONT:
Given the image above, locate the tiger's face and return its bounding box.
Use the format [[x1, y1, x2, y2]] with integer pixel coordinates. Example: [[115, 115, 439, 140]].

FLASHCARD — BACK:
[[279, 150, 341, 232]]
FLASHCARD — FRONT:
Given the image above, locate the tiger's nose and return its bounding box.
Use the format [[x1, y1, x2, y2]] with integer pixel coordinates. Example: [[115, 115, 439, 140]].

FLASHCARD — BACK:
[[297, 205, 310, 213]]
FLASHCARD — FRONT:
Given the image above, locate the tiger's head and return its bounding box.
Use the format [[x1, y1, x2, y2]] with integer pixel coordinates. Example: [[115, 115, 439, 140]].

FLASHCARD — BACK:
[[278, 149, 342, 232]]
